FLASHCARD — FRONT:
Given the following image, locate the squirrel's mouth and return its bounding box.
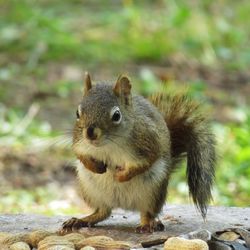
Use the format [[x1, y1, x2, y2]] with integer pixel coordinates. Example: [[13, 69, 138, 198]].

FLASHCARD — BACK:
[[89, 140, 100, 146], [88, 138, 107, 147], [86, 134, 109, 147]]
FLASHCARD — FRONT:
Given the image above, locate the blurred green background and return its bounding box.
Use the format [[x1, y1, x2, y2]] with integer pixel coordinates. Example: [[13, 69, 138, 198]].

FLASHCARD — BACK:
[[0, 0, 249, 215]]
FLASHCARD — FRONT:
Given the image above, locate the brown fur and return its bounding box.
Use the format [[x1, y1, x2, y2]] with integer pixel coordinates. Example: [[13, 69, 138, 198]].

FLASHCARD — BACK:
[[150, 92, 216, 218]]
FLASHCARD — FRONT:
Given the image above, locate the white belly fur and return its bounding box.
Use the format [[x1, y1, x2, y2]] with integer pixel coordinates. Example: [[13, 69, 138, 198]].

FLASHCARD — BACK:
[[77, 157, 167, 212]]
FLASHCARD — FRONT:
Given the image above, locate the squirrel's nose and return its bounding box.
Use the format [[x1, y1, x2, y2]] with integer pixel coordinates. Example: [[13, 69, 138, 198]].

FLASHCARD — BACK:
[[86, 125, 97, 141]]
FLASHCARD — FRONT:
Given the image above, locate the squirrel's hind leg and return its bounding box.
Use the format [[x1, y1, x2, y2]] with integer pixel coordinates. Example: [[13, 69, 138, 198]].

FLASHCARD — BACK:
[[60, 207, 111, 234], [135, 179, 167, 233], [135, 212, 164, 233]]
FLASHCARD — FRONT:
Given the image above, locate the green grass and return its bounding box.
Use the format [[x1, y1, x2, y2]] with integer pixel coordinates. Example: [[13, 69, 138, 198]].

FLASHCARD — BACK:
[[1, 0, 250, 68], [214, 114, 250, 206], [0, 187, 83, 215], [0, 0, 249, 213], [0, 104, 59, 148]]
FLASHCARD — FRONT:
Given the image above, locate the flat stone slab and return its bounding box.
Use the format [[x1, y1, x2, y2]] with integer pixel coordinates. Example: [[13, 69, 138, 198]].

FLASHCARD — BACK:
[[0, 205, 249, 248]]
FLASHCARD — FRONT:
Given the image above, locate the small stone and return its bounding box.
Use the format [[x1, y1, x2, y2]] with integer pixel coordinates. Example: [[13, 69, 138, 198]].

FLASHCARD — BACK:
[[208, 240, 232, 250], [180, 229, 211, 242], [235, 239, 246, 245]]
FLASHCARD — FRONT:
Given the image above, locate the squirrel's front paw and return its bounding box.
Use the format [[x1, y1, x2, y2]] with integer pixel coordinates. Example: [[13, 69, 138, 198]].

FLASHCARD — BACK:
[[79, 156, 107, 174], [59, 217, 91, 234], [114, 166, 133, 182], [90, 158, 107, 174]]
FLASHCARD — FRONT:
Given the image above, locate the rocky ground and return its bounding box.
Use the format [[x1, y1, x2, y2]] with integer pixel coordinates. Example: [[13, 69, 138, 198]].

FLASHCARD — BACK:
[[0, 205, 249, 249]]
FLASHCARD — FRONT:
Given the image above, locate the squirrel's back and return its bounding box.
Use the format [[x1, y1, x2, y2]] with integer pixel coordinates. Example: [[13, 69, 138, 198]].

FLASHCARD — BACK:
[[132, 94, 171, 147]]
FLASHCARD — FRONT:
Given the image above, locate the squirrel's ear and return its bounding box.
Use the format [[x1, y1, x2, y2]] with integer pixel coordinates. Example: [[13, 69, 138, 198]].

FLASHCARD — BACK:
[[83, 72, 92, 95], [113, 75, 132, 105]]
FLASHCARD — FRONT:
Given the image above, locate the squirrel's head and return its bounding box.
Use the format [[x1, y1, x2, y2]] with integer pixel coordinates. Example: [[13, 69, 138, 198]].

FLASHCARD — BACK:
[[73, 73, 134, 155]]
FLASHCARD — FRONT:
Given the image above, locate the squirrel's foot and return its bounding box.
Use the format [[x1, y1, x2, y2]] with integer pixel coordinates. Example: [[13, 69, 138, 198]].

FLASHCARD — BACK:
[[59, 209, 111, 235], [135, 220, 165, 233], [59, 217, 92, 234]]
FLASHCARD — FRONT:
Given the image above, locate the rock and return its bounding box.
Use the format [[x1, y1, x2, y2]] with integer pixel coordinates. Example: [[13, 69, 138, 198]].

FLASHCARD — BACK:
[[0, 205, 249, 248], [223, 228, 250, 248], [180, 229, 211, 241], [141, 237, 168, 248], [208, 241, 232, 250]]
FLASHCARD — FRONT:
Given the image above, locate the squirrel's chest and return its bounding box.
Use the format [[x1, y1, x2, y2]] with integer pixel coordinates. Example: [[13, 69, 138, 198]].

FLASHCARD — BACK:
[[76, 158, 167, 211]]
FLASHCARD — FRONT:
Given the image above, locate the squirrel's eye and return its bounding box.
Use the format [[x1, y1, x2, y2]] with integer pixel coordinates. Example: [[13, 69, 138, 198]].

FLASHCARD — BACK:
[[110, 106, 122, 124], [112, 111, 121, 122]]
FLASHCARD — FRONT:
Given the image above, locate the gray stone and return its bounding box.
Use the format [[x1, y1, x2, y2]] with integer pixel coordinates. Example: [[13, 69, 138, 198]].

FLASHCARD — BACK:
[[208, 241, 232, 250], [0, 205, 249, 249], [180, 229, 211, 241]]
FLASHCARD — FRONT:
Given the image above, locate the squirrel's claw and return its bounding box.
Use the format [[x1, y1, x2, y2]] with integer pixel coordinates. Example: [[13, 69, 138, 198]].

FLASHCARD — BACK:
[[135, 220, 165, 234], [135, 224, 153, 233], [60, 217, 91, 234]]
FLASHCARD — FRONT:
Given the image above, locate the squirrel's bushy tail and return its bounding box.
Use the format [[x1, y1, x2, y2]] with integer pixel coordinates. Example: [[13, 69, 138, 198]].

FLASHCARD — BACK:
[[150, 93, 216, 219]]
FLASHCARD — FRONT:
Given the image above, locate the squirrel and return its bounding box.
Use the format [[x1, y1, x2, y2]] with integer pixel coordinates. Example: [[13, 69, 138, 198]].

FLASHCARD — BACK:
[[61, 72, 216, 234]]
